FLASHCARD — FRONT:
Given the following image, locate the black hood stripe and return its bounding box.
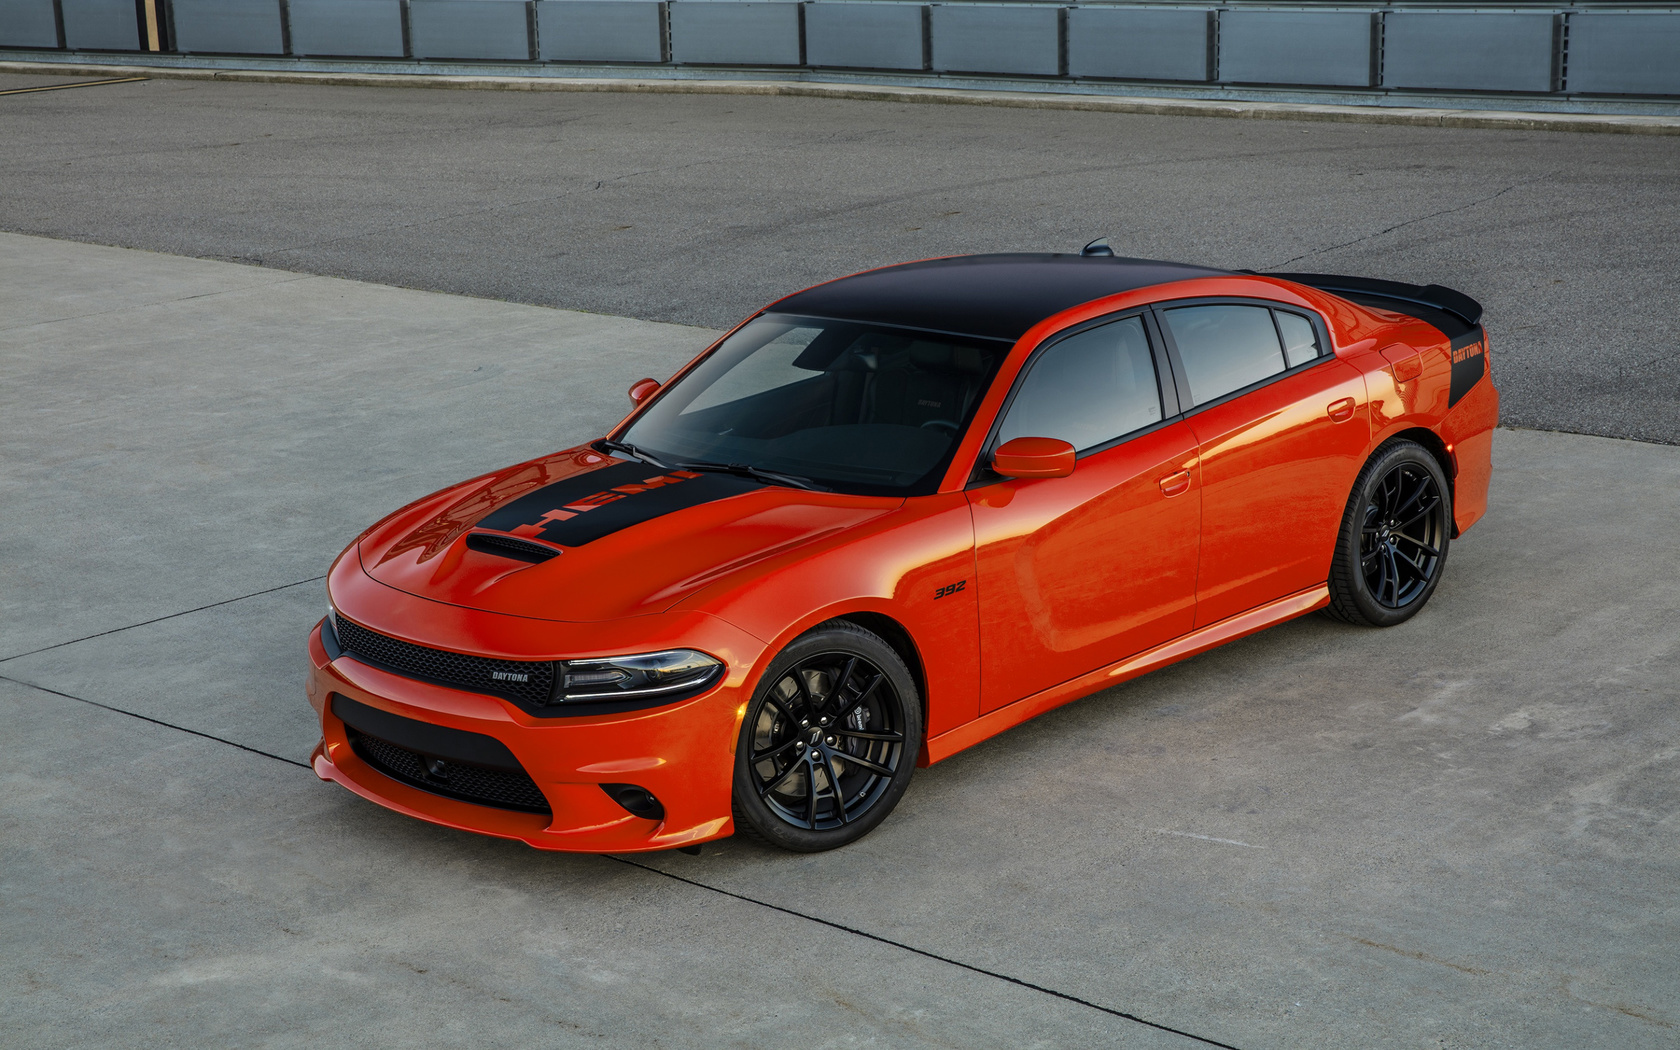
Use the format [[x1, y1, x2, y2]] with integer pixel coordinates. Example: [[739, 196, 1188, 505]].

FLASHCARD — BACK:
[[475, 461, 762, 547]]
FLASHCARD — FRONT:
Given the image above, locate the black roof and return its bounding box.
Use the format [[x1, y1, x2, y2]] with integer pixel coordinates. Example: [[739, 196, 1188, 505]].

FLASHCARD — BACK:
[[771, 253, 1230, 342]]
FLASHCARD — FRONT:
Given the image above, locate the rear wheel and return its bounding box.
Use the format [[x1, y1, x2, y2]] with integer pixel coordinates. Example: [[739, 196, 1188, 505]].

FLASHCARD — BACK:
[[731, 621, 920, 852], [1326, 440, 1452, 627]]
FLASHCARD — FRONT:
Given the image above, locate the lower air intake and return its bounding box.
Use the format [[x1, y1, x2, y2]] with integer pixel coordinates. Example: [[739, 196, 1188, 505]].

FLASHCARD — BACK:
[[351, 732, 552, 815]]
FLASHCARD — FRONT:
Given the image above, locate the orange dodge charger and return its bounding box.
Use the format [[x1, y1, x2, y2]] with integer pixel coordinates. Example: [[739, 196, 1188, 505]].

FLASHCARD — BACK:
[[307, 249, 1498, 853]]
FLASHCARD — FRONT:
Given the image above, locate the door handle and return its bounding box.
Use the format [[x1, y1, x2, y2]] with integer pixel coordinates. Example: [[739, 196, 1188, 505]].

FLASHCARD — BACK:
[[1327, 397, 1356, 423], [1158, 470, 1191, 497]]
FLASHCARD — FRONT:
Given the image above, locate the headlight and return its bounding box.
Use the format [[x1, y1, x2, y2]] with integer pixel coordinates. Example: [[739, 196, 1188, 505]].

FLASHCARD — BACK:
[[554, 649, 722, 704]]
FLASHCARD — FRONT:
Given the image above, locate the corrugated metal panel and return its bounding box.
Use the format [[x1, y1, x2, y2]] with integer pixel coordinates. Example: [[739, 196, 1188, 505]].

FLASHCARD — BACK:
[[1219, 9, 1373, 88], [1066, 7, 1210, 83], [0, 0, 59, 48], [61, 0, 140, 50], [537, 1, 665, 63], [668, 3, 802, 66], [931, 5, 1060, 77], [805, 3, 924, 72], [288, 0, 404, 58], [1383, 11, 1556, 93], [1567, 13, 1680, 96], [172, 0, 286, 55], [410, 0, 534, 61]]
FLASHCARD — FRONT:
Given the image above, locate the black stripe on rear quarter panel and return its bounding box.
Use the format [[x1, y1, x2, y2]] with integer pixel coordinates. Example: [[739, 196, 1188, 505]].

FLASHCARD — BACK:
[[1448, 329, 1487, 408], [475, 460, 763, 547]]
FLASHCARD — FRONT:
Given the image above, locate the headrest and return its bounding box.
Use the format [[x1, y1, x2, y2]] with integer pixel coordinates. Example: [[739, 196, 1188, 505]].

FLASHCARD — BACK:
[[910, 342, 986, 374]]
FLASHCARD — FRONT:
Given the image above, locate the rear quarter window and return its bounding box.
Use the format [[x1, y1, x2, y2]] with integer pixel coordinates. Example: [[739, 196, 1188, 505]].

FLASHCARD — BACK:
[[1163, 304, 1286, 405]]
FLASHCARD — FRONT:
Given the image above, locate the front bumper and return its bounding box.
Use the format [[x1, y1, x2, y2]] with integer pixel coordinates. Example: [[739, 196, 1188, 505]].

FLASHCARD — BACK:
[[306, 616, 763, 853]]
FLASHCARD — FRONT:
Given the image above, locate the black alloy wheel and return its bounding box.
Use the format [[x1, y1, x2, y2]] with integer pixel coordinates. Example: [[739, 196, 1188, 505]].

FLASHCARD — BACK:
[[1326, 439, 1453, 628], [732, 621, 921, 852]]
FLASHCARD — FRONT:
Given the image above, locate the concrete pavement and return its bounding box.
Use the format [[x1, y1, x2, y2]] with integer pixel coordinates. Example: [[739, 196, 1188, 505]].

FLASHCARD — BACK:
[[1, 72, 1677, 445], [3, 233, 1677, 1048]]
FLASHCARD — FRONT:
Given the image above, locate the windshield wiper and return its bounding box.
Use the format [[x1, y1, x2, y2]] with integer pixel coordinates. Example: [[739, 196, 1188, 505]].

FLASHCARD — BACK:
[[676, 460, 825, 491], [595, 439, 673, 470]]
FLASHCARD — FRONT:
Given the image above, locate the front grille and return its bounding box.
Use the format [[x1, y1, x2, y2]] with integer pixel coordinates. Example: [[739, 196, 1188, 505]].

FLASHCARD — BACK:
[[349, 730, 552, 815], [332, 615, 555, 707]]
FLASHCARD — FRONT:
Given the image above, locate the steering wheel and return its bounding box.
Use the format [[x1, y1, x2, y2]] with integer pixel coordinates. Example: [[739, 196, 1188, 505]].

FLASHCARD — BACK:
[[920, 420, 959, 434]]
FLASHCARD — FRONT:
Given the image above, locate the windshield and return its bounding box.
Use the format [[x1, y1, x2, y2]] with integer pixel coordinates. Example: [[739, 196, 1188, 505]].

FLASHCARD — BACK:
[[620, 314, 1010, 495]]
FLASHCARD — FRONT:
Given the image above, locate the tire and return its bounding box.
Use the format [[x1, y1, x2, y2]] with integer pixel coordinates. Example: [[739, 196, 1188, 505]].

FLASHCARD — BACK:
[[731, 620, 921, 852], [1325, 439, 1453, 628]]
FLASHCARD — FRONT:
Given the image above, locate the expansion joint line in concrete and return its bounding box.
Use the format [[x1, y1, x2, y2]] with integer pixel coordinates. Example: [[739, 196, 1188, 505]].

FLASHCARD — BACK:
[[0, 75, 148, 96], [1, 674, 312, 769], [10, 640, 1245, 1046], [0, 574, 327, 664], [606, 855, 1247, 1050]]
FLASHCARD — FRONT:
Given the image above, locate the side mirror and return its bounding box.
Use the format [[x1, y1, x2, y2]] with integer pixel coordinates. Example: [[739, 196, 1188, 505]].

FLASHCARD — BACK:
[[992, 436, 1076, 479], [628, 377, 661, 406]]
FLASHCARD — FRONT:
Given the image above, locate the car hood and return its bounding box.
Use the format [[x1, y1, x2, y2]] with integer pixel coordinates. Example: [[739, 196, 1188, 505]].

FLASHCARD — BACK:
[[357, 450, 899, 622]]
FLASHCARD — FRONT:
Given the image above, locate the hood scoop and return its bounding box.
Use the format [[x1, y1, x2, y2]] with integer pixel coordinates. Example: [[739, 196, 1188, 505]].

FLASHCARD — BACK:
[[464, 532, 562, 565]]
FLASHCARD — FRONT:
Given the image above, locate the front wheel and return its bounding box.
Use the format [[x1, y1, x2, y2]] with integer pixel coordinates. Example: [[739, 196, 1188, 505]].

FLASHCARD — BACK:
[[1326, 440, 1453, 627], [732, 621, 921, 852]]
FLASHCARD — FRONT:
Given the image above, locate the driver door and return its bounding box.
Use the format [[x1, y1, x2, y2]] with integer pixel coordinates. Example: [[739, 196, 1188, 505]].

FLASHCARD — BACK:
[[967, 314, 1202, 713]]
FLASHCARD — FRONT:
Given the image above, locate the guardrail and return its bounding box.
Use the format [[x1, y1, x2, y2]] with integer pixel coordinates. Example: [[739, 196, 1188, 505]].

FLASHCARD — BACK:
[[3, 1, 1677, 100]]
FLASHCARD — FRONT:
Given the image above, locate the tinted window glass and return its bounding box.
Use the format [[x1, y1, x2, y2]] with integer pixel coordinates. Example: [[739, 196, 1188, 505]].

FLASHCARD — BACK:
[[621, 314, 1006, 495], [997, 316, 1161, 453], [1276, 311, 1322, 368], [1164, 305, 1286, 405]]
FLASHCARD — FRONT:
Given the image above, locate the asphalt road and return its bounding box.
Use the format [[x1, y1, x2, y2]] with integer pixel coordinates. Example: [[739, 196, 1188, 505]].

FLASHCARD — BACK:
[[4, 234, 1677, 1050], [1, 73, 1677, 443]]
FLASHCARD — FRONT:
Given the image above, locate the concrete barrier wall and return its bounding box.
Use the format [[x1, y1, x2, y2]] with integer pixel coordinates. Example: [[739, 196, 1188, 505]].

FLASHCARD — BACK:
[[61, 0, 140, 50], [1383, 11, 1557, 94], [288, 0, 405, 59], [805, 2, 923, 72], [1219, 9, 1373, 88], [669, 2, 801, 66], [537, 1, 665, 63], [410, 0, 533, 61], [15, 3, 1680, 102], [931, 5, 1060, 77], [1066, 7, 1209, 83], [0, 0, 59, 48], [1568, 13, 1680, 97], [172, 0, 285, 56]]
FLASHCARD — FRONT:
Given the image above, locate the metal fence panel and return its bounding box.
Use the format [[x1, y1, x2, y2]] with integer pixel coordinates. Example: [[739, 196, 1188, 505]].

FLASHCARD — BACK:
[[1066, 6, 1209, 83], [172, 0, 286, 54], [1383, 11, 1555, 93], [1567, 13, 1680, 96], [805, 2, 924, 71], [288, 0, 404, 57], [1219, 9, 1372, 87], [410, 0, 534, 60], [0, 0, 59, 47], [931, 5, 1060, 77], [61, 0, 139, 49], [669, 3, 802, 66], [537, 1, 664, 62]]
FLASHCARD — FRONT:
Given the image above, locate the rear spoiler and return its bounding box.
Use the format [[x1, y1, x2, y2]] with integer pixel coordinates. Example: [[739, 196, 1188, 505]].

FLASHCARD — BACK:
[[1264, 272, 1484, 343]]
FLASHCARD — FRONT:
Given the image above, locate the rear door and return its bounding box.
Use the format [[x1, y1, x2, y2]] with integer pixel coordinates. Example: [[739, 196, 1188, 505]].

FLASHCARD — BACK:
[[1155, 301, 1370, 627], [968, 313, 1202, 713]]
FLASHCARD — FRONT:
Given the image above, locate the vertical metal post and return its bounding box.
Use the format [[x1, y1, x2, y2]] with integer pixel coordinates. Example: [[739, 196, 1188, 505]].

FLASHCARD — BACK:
[[1551, 11, 1568, 94], [1056, 6, 1068, 77]]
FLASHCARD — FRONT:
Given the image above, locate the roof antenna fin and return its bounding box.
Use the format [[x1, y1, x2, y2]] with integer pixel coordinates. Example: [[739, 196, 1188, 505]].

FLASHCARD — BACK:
[[1081, 238, 1115, 257]]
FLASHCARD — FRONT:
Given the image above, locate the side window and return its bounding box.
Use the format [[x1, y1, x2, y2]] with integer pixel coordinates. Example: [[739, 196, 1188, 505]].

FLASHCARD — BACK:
[[1162, 304, 1286, 406], [1276, 311, 1322, 368], [996, 316, 1162, 453]]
